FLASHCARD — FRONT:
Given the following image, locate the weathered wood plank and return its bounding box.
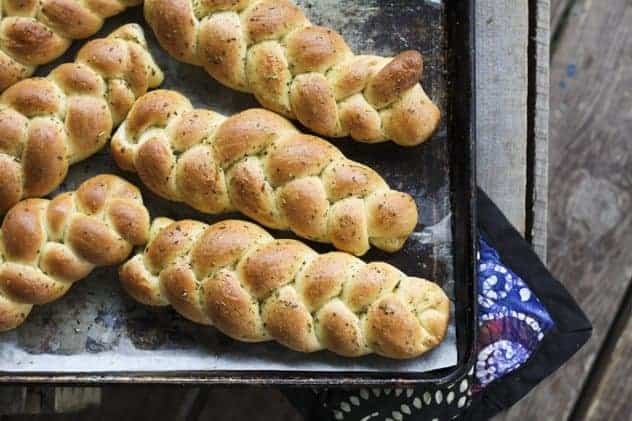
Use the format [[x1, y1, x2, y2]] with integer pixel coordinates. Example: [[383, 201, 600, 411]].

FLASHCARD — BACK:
[[476, 0, 529, 233], [579, 290, 632, 420], [195, 388, 302, 421], [51, 388, 101, 413], [551, 0, 573, 33], [0, 387, 27, 415], [498, 0, 632, 419], [530, 0, 550, 262]]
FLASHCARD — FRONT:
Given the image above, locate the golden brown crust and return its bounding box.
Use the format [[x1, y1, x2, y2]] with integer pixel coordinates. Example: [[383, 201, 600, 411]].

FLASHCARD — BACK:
[[0, 263, 70, 305], [316, 299, 367, 357], [160, 264, 209, 324], [289, 73, 339, 137], [190, 220, 271, 278], [1, 199, 48, 263], [244, 0, 307, 43], [277, 177, 329, 241], [0, 18, 69, 67], [0, 25, 163, 213], [0, 174, 151, 331], [118, 255, 165, 306], [39, 243, 93, 282], [21, 118, 68, 197], [365, 51, 423, 108], [264, 134, 339, 185], [0, 294, 30, 331], [213, 108, 293, 167], [112, 90, 418, 256], [144, 0, 439, 146], [238, 239, 315, 300], [295, 252, 359, 312], [285, 26, 351, 74], [202, 269, 267, 342], [143, 0, 198, 64], [0, 0, 142, 91], [143, 220, 207, 273], [0, 157, 23, 213], [366, 295, 425, 359], [119, 218, 450, 359], [40, 0, 103, 40]]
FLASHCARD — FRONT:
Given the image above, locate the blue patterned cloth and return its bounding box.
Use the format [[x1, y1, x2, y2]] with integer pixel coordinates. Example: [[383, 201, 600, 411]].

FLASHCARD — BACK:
[[474, 236, 554, 392]]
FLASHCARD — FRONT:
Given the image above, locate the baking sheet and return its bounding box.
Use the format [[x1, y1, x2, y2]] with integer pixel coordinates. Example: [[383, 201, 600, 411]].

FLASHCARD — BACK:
[[0, 0, 459, 375]]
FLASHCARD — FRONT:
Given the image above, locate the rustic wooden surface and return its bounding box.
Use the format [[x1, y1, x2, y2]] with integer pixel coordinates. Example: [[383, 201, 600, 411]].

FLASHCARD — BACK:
[[577, 292, 631, 420], [551, 0, 572, 34], [496, 0, 632, 419], [530, 0, 551, 261], [1, 388, 302, 421], [0, 0, 545, 419], [475, 0, 529, 235]]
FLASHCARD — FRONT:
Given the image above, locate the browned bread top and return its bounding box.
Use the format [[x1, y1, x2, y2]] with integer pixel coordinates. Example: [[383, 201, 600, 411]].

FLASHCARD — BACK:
[[0, 174, 151, 331], [112, 90, 419, 256], [0, 24, 163, 214], [144, 0, 440, 146], [0, 0, 142, 91], [120, 218, 450, 359]]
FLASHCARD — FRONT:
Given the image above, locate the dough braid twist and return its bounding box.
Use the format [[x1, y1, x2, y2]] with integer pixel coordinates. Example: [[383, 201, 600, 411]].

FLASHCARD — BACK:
[[144, 0, 440, 146], [0, 174, 151, 331], [0, 24, 163, 213], [0, 0, 142, 91], [120, 218, 449, 359], [112, 90, 418, 256]]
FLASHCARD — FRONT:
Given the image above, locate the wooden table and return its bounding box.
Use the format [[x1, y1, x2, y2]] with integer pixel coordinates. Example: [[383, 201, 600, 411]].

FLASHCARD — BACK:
[[497, 0, 632, 419], [6, 0, 630, 419]]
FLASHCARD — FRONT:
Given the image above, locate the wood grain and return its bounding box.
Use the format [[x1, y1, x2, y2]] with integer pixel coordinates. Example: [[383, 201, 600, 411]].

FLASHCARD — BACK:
[[51, 388, 101, 413], [551, 0, 574, 33], [1, 387, 301, 421], [0, 387, 27, 414], [530, 0, 550, 262], [498, 0, 632, 419], [195, 388, 302, 421], [476, 0, 529, 233], [581, 296, 632, 420]]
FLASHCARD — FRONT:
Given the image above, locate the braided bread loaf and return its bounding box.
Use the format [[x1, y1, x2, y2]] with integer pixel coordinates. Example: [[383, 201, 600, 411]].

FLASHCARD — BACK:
[[120, 218, 449, 359], [0, 0, 142, 91], [0, 24, 163, 214], [144, 0, 440, 146], [0, 174, 151, 331], [111, 90, 418, 256]]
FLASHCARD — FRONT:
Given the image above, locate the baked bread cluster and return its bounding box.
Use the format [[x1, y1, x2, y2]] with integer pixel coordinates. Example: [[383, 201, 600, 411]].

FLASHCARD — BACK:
[[112, 90, 418, 256], [144, 0, 440, 146], [0, 0, 142, 91], [120, 218, 450, 359], [0, 4, 450, 359], [0, 0, 142, 92], [0, 24, 163, 214], [0, 175, 150, 331]]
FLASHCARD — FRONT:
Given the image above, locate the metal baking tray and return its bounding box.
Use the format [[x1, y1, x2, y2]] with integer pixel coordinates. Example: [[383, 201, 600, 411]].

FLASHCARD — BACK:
[[0, 0, 476, 386]]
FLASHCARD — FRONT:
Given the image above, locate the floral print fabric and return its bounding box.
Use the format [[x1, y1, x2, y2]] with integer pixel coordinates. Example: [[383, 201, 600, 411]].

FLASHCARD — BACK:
[[474, 236, 554, 392]]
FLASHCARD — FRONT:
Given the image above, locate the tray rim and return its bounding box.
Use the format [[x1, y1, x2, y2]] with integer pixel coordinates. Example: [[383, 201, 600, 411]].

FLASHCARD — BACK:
[[0, 0, 478, 387]]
